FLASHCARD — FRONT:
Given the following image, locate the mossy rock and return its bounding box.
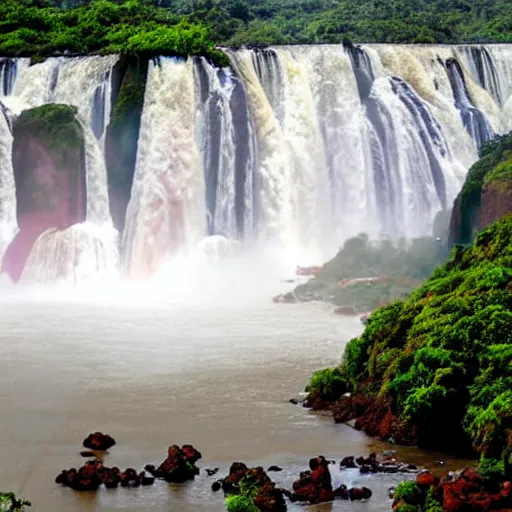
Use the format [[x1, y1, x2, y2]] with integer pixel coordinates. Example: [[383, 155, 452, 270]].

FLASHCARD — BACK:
[[13, 104, 83, 168]]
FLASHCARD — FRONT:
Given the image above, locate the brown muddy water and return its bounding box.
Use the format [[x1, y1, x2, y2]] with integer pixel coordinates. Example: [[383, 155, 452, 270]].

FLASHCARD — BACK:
[[0, 267, 473, 512]]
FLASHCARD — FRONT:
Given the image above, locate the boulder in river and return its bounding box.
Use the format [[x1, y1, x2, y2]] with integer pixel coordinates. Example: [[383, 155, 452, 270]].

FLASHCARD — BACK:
[[83, 432, 116, 451], [291, 456, 334, 503], [145, 444, 201, 483]]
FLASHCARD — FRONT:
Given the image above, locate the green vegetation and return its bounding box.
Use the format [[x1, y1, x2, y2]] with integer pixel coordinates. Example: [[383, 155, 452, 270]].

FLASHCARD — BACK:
[[225, 495, 258, 512], [306, 367, 348, 404], [309, 212, 512, 456], [224, 475, 260, 512], [424, 487, 443, 512], [477, 455, 505, 481], [294, 233, 448, 312], [0, 0, 511, 64], [454, 132, 512, 244], [393, 484, 443, 512], [0, 0, 226, 65], [395, 480, 421, 503], [0, 492, 31, 512], [13, 104, 83, 165]]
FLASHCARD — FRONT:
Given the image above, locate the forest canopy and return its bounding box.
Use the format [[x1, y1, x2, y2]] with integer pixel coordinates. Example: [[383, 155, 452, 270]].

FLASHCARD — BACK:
[[0, 0, 511, 60]]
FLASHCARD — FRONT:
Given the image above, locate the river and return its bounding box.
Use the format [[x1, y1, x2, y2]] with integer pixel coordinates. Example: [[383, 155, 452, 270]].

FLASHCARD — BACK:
[[0, 260, 472, 511]]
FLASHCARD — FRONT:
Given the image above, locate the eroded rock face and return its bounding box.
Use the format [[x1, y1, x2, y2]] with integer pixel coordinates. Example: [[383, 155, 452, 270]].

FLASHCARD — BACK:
[[2, 105, 86, 281], [479, 183, 512, 229]]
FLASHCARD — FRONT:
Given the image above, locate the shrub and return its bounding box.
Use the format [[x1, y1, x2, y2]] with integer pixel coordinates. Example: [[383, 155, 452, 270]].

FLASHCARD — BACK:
[[477, 456, 505, 481], [225, 494, 258, 512], [394, 480, 421, 504], [306, 367, 347, 401]]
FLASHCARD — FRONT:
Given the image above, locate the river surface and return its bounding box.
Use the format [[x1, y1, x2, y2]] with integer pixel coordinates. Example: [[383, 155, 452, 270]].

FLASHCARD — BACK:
[[0, 261, 472, 511]]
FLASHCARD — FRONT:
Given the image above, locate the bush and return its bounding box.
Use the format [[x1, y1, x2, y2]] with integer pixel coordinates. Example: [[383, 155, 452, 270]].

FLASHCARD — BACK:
[[306, 367, 347, 402], [394, 481, 421, 504], [477, 456, 505, 481], [225, 495, 258, 512]]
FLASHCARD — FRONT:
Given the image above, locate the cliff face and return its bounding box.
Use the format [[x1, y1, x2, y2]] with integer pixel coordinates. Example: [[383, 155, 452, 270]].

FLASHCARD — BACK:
[[449, 133, 512, 245], [1, 105, 86, 281], [105, 56, 148, 235]]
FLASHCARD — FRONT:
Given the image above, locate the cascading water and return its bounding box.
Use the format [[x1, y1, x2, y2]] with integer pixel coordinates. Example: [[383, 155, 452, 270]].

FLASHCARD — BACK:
[[122, 57, 206, 279], [0, 103, 16, 262], [1, 55, 119, 283], [0, 45, 511, 281]]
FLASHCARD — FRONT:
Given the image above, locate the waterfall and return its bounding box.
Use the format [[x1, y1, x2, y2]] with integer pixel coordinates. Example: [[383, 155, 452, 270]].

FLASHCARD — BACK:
[[122, 57, 206, 279], [0, 103, 16, 262], [2, 55, 119, 283], [0, 45, 511, 280]]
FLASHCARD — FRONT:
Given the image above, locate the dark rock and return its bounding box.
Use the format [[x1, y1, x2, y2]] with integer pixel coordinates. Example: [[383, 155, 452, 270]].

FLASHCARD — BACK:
[[139, 471, 154, 486], [205, 468, 219, 476], [120, 468, 140, 488], [144, 464, 156, 474], [267, 466, 283, 472], [211, 480, 222, 492], [348, 487, 372, 500], [291, 456, 333, 504], [83, 432, 116, 451], [149, 445, 202, 483], [340, 456, 356, 468]]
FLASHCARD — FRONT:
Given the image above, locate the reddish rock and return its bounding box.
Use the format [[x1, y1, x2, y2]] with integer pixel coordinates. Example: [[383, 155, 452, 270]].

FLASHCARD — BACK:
[[147, 445, 201, 483], [417, 471, 437, 489], [332, 395, 419, 446], [291, 456, 334, 504], [438, 468, 512, 511], [83, 432, 116, 451]]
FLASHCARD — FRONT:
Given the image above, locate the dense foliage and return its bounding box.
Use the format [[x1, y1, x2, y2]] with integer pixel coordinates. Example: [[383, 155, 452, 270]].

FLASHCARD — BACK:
[[293, 233, 448, 311], [0, 0, 511, 62], [309, 211, 512, 457], [0, 0, 225, 64]]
